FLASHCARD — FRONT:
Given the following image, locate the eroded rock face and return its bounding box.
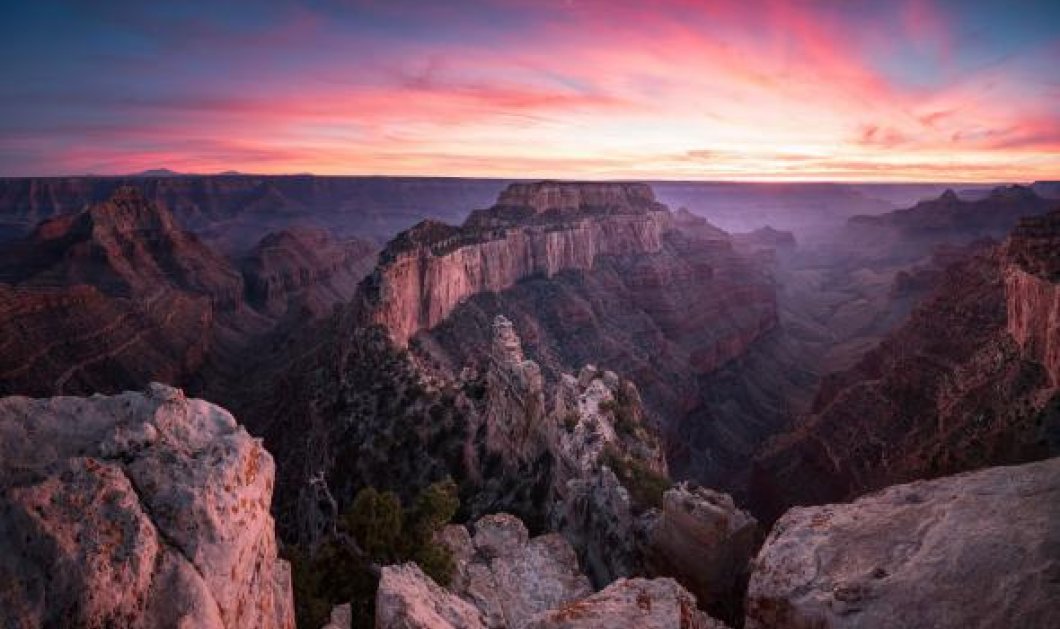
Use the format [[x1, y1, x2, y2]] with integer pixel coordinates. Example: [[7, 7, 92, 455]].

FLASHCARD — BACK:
[[485, 315, 547, 466], [746, 458, 1060, 629], [242, 227, 377, 317], [752, 246, 1060, 521], [524, 578, 728, 629], [386, 512, 729, 629], [1005, 210, 1060, 387], [0, 383, 294, 629], [440, 513, 594, 628], [645, 483, 758, 613], [375, 563, 487, 629], [363, 182, 674, 347]]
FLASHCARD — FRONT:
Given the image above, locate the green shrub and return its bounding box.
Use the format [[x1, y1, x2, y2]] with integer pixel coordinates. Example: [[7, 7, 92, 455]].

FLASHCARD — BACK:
[[601, 446, 669, 511], [563, 412, 580, 433], [287, 480, 460, 628]]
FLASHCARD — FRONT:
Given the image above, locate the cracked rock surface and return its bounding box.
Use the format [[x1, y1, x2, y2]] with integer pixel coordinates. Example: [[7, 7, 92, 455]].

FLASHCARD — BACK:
[[746, 457, 1060, 629], [0, 382, 294, 628]]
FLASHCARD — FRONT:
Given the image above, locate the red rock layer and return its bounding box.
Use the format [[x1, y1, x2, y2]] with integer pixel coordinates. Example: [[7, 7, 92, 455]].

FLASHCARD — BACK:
[[1004, 210, 1060, 387], [362, 183, 675, 347], [242, 227, 377, 317], [0, 284, 212, 395], [751, 235, 1060, 522]]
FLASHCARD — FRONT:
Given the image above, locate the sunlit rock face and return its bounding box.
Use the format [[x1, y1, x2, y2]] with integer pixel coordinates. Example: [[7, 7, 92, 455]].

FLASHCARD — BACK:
[[0, 383, 294, 629], [1004, 210, 1060, 387], [524, 578, 730, 629], [362, 182, 674, 347], [746, 458, 1060, 629]]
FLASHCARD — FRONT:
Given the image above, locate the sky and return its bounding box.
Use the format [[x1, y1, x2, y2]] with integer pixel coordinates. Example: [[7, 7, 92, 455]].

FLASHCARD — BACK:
[[1, 0, 1058, 181]]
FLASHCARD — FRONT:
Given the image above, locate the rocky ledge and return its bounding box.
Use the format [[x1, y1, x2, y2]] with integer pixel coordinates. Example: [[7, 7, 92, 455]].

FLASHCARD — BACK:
[[375, 511, 728, 629], [362, 182, 673, 346], [746, 457, 1060, 629], [0, 383, 294, 628]]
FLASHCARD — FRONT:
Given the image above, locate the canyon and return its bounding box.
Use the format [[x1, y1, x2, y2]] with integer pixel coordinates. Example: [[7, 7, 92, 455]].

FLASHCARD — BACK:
[[0, 187, 376, 398], [1, 177, 1058, 628]]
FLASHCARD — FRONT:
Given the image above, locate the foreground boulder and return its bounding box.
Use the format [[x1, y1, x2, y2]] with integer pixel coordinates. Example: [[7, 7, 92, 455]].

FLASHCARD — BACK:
[[746, 458, 1060, 629], [0, 383, 294, 628], [644, 483, 757, 614], [525, 578, 728, 629], [378, 511, 728, 628], [440, 513, 593, 628], [375, 563, 487, 629]]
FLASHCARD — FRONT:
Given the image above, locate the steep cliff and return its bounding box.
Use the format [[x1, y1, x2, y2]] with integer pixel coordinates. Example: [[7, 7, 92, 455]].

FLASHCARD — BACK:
[[381, 183, 777, 497], [746, 458, 1060, 629], [1004, 210, 1060, 387], [363, 182, 673, 347], [752, 214, 1060, 522], [0, 383, 294, 628]]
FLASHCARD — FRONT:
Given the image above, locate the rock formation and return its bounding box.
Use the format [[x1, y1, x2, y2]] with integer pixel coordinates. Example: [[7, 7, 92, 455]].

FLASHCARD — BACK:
[[753, 223, 1060, 521], [0, 383, 294, 628], [1, 185, 244, 305], [746, 457, 1060, 629], [375, 563, 488, 629], [644, 483, 758, 615], [363, 182, 674, 347], [525, 578, 728, 629], [0, 188, 378, 399], [438, 513, 594, 627], [377, 511, 728, 629], [1004, 210, 1060, 387], [242, 227, 377, 318], [412, 183, 778, 492], [474, 317, 756, 620], [845, 185, 1053, 263]]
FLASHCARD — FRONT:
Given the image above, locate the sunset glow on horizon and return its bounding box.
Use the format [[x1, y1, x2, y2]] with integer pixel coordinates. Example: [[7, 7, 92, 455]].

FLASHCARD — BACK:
[[2, 0, 1058, 181]]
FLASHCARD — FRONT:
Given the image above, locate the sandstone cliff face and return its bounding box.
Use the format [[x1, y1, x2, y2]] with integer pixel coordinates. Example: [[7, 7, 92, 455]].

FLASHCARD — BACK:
[[752, 242, 1060, 522], [417, 190, 778, 491], [746, 458, 1060, 629], [365, 196, 672, 346], [1004, 210, 1060, 387], [525, 578, 728, 629], [0, 383, 294, 629]]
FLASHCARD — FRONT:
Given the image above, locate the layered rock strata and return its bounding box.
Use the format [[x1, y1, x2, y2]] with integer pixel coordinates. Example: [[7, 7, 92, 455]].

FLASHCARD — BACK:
[[753, 234, 1060, 521], [746, 458, 1060, 629], [363, 182, 673, 347], [0, 383, 294, 628], [1004, 210, 1060, 387]]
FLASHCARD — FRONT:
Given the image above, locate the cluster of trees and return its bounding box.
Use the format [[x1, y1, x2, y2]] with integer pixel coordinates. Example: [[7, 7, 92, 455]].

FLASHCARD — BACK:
[[286, 479, 460, 627]]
